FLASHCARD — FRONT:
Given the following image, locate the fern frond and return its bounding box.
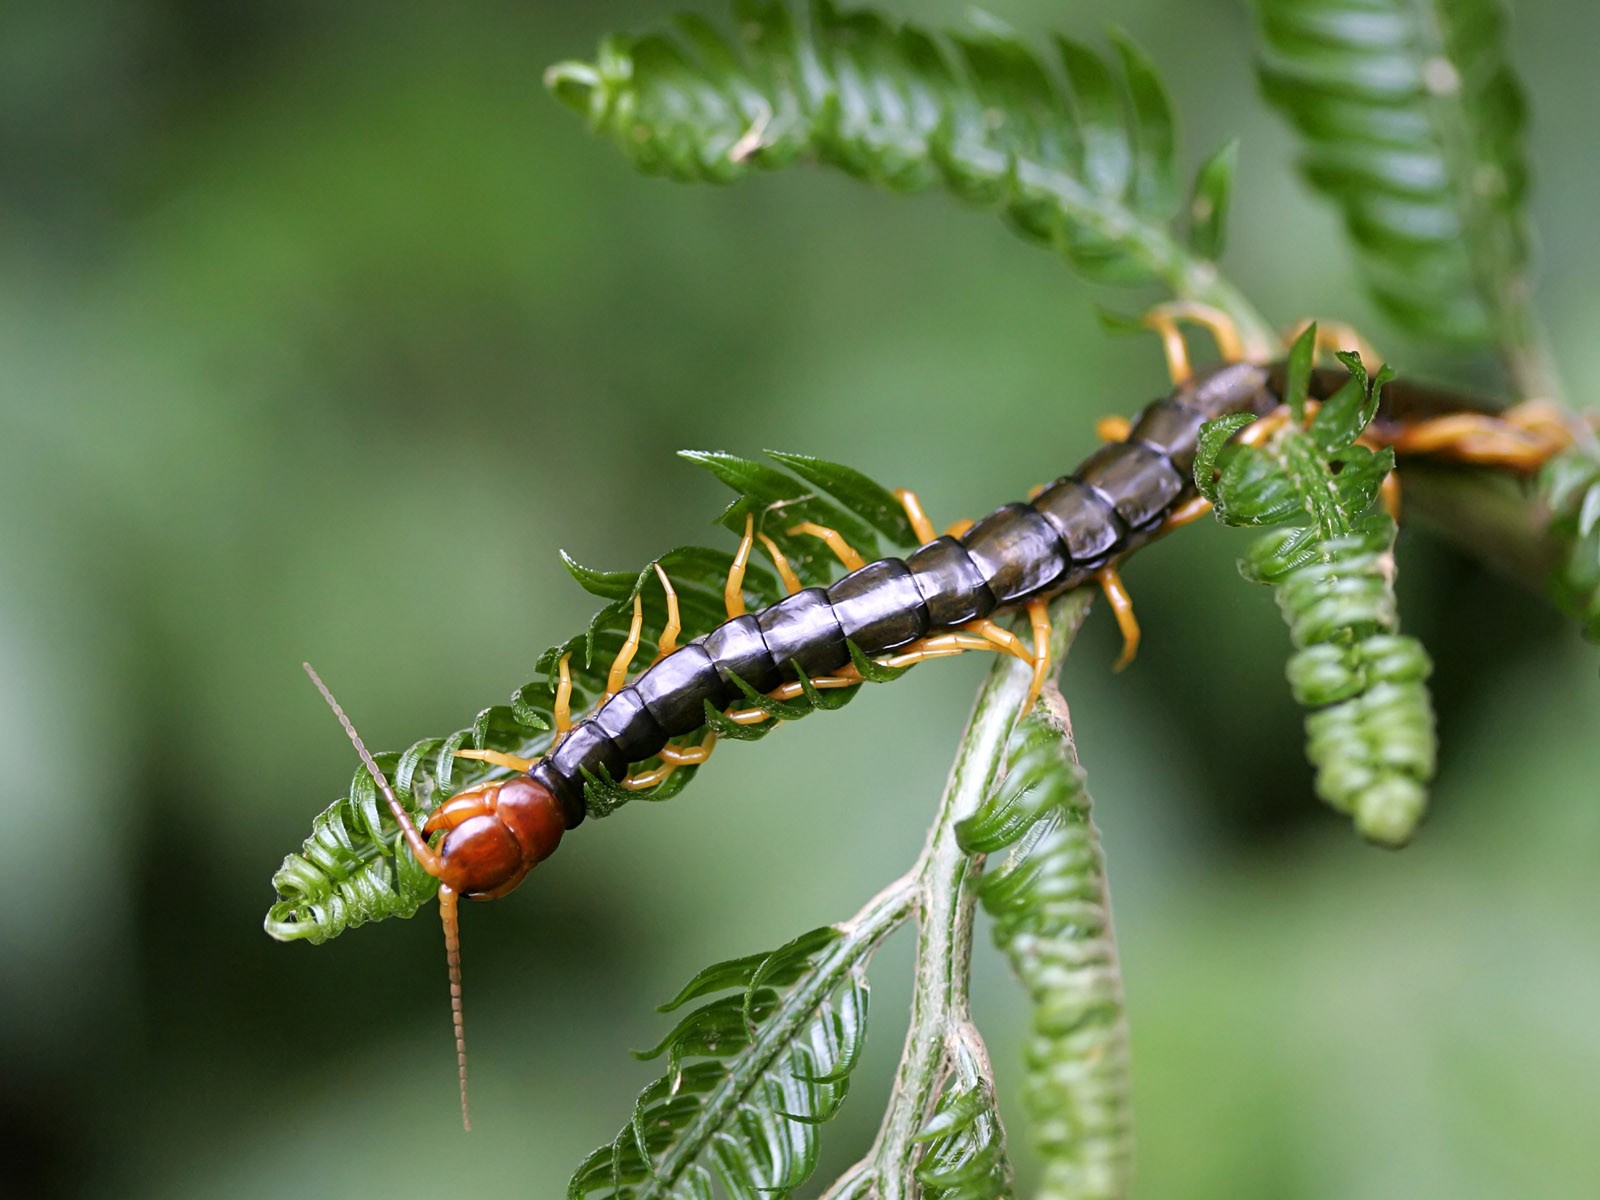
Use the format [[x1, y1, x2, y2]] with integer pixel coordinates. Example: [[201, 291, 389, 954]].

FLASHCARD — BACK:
[[913, 1032, 1016, 1200], [569, 920, 891, 1199], [266, 451, 918, 943], [958, 716, 1132, 1200], [1197, 328, 1437, 845], [1254, 0, 1536, 360], [546, 0, 1276, 350]]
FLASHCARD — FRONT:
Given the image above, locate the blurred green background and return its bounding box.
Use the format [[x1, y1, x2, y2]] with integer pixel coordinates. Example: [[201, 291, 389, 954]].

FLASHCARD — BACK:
[[3, 1, 1598, 1196]]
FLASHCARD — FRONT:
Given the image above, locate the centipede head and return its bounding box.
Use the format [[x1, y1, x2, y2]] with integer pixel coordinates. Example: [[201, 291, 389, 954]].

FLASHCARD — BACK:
[[423, 775, 566, 900], [303, 662, 560, 1132]]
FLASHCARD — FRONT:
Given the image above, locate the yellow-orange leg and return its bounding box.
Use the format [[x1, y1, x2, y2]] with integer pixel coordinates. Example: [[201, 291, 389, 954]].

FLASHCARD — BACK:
[[1376, 403, 1575, 471], [1237, 404, 1296, 448], [653, 562, 681, 659], [621, 734, 718, 791], [1142, 300, 1247, 384], [606, 594, 645, 699], [757, 532, 803, 595], [553, 653, 574, 740], [895, 488, 939, 544], [964, 617, 1036, 665], [895, 486, 977, 542], [726, 514, 756, 619], [453, 748, 538, 774], [1291, 317, 1382, 367], [1096, 415, 1132, 443], [789, 521, 867, 572], [1095, 566, 1141, 672], [1163, 495, 1213, 531], [1024, 598, 1052, 709], [1379, 472, 1402, 522]]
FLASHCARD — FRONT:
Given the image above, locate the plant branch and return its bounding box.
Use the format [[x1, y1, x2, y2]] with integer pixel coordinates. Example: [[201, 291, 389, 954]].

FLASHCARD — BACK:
[[825, 590, 1096, 1198], [635, 875, 917, 1197]]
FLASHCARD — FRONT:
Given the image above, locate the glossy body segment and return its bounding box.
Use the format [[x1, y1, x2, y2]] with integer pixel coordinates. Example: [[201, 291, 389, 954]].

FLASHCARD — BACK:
[[904, 536, 996, 627], [826, 558, 931, 655], [531, 360, 1289, 825]]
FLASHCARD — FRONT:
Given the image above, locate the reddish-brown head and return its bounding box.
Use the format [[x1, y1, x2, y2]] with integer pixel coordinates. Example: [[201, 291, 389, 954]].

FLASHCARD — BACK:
[[423, 775, 565, 900], [302, 663, 565, 1131]]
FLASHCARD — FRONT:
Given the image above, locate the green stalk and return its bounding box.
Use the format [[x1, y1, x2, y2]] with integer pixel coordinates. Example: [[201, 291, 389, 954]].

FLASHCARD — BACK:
[[824, 590, 1096, 1198]]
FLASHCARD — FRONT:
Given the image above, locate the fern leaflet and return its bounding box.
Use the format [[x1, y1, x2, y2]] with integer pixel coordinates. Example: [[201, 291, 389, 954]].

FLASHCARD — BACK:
[[913, 1031, 1016, 1199], [568, 911, 902, 1199], [547, 0, 1277, 351], [1195, 327, 1437, 844], [1254, 0, 1536, 363], [958, 715, 1132, 1199]]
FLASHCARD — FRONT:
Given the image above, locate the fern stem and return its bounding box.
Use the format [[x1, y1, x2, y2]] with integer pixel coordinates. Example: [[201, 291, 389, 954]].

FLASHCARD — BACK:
[[847, 590, 1096, 1198], [639, 874, 917, 1196]]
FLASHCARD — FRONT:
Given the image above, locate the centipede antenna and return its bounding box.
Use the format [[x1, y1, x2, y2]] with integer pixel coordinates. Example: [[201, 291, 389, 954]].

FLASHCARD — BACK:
[[439, 884, 472, 1132], [301, 662, 440, 873]]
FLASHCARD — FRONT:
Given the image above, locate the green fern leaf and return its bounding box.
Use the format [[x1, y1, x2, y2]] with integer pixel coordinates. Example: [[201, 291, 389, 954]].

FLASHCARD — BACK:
[[913, 1035, 1016, 1199], [547, 0, 1275, 343], [1198, 334, 1437, 844], [1254, 0, 1534, 350], [957, 716, 1132, 1199], [569, 928, 870, 1199]]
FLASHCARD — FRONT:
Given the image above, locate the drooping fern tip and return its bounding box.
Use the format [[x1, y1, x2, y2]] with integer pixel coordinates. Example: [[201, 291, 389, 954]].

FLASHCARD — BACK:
[[544, 0, 1274, 349], [1253, 0, 1533, 356], [1196, 328, 1437, 846]]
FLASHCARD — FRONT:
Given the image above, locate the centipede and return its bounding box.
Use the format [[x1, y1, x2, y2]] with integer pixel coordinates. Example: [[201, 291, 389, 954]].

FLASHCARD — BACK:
[[288, 312, 1576, 1130]]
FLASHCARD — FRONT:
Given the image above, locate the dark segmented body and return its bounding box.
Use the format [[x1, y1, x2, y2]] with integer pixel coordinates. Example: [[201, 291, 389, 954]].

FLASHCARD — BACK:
[[531, 361, 1457, 825]]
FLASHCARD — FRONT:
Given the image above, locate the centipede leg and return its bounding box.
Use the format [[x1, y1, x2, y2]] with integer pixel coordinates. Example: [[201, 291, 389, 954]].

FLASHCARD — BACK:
[[725, 514, 755, 619], [895, 488, 939, 545], [1143, 309, 1193, 384], [1237, 404, 1296, 447], [788, 521, 868, 572], [757, 531, 803, 595], [1380, 470, 1402, 522], [964, 618, 1036, 665], [553, 653, 574, 741], [621, 734, 718, 791], [1095, 566, 1141, 672], [1163, 495, 1213, 531], [1143, 300, 1247, 384], [453, 748, 538, 773], [1377, 401, 1575, 471], [605, 593, 645, 698], [653, 562, 681, 660], [1095, 415, 1132, 443], [895, 487, 980, 546], [1024, 598, 1052, 710], [1292, 317, 1383, 367]]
